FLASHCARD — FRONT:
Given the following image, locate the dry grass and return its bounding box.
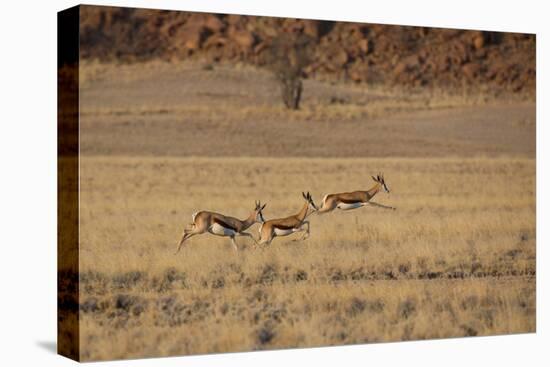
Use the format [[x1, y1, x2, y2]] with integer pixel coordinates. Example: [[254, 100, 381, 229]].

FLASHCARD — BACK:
[[75, 156, 535, 361], [69, 61, 536, 361]]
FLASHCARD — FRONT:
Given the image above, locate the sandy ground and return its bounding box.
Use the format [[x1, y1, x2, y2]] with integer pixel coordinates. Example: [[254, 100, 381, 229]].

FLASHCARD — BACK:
[[79, 61, 535, 158]]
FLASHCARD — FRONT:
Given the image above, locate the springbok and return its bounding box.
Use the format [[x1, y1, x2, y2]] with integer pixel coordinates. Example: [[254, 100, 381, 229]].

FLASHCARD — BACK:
[[175, 201, 267, 253], [317, 173, 396, 214], [258, 192, 318, 245]]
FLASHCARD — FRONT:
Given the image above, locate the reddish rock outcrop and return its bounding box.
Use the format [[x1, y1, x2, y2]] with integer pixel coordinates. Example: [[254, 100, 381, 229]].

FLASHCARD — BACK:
[[79, 6, 536, 93]]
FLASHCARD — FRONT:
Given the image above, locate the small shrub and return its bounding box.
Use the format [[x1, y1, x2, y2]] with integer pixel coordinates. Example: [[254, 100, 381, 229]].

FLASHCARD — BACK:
[[330, 269, 347, 282], [294, 270, 308, 282], [258, 264, 278, 285], [154, 268, 187, 292], [397, 298, 417, 319], [257, 326, 275, 345], [132, 302, 147, 316], [461, 324, 478, 336], [267, 33, 314, 110], [81, 297, 100, 313], [398, 263, 411, 274], [112, 271, 146, 290], [367, 299, 385, 313], [114, 294, 139, 312], [347, 297, 366, 317], [212, 277, 225, 289]]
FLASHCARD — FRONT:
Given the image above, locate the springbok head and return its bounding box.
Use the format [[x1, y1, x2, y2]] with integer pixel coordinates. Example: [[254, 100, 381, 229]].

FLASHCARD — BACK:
[[372, 173, 390, 193], [302, 191, 318, 211], [254, 200, 267, 223]]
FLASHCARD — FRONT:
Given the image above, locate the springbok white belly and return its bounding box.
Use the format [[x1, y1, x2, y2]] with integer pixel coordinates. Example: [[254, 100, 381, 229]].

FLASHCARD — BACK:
[[337, 202, 364, 210], [274, 228, 296, 236], [208, 223, 236, 237]]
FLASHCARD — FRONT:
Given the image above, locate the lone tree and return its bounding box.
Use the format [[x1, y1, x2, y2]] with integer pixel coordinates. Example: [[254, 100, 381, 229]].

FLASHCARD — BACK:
[[268, 33, 314, 110]]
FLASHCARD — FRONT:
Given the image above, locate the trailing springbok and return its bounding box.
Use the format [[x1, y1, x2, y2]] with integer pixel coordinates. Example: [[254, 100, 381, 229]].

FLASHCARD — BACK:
[[258, 192, 318, 245], [175, 201, 267, 253], [317, 173, 396, 214]]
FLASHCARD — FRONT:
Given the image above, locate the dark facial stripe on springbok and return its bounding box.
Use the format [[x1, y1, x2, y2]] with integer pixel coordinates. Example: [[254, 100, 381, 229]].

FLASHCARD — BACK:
[[213, 217, 238, 232]]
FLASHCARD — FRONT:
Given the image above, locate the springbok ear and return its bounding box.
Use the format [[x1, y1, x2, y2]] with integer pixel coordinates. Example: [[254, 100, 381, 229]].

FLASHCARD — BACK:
[[372, 175, 377, 182], [302, 192, 306, 199], [261, 203, 267, 210]]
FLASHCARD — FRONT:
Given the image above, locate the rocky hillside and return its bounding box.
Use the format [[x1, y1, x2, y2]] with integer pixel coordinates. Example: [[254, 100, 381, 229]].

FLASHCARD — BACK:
[[79, 5, 535, 93]]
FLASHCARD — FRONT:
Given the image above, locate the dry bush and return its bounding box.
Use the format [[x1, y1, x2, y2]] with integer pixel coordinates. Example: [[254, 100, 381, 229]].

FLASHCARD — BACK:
[[267, 34, 314, 109]]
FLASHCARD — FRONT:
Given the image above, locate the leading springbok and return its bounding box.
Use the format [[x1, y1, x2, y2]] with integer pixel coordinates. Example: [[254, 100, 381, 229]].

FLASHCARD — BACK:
[[317, 173, 396, 214], [258, 192, 318, 245], [175, 201, 267, 253]]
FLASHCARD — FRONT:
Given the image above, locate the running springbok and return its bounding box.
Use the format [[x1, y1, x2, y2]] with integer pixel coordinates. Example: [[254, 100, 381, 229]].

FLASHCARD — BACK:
[[175, 201, 267, 253], [258, 192, 318, 245], [317, 173, 396, 214]]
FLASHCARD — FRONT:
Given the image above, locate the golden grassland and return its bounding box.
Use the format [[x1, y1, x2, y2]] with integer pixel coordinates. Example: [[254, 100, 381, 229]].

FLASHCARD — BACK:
[[73, 156, 535, 361], [63, 61, 536, 361]]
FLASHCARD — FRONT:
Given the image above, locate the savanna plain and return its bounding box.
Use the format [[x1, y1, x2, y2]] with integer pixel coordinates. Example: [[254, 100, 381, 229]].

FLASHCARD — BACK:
[[70, 61, 535, 360]]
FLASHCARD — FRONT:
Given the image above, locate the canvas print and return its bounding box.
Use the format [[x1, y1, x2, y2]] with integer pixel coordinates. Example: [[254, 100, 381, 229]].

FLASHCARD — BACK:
[[58, 4, 536, 362]]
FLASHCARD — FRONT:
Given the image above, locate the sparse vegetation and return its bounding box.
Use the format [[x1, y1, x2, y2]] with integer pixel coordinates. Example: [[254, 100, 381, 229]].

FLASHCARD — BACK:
[[71, 61, 535, 361], [268, 33, 314, 109], [75, 156, 535, 361]]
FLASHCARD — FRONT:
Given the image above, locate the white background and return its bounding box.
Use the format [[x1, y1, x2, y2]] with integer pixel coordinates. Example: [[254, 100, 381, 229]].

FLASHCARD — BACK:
[[0, 0, 547, 365]]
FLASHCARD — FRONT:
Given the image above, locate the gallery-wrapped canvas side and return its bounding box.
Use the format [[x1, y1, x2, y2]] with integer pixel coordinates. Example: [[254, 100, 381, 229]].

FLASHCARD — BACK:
[[58, 5, 80, 362]]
